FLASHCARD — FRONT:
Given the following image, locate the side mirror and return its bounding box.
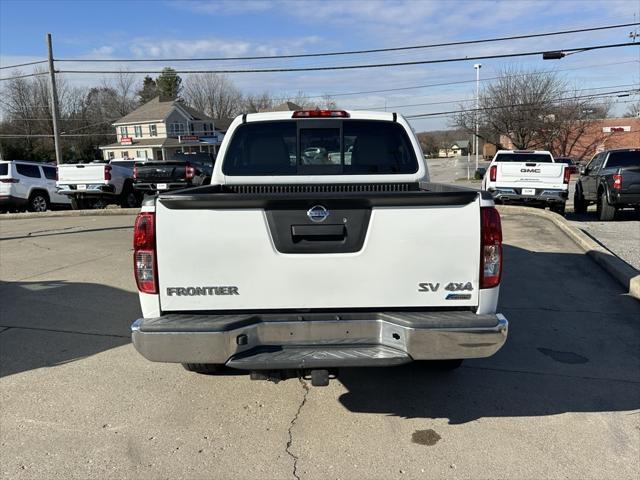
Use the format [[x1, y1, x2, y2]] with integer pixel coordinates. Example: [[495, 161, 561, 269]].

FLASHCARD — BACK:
[[579, 166, 587, 175]]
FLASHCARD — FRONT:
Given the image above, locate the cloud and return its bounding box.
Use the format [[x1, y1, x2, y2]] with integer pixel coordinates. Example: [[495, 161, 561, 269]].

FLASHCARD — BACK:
[[129, 38, 252, 58], [170, 0, 274, 15]]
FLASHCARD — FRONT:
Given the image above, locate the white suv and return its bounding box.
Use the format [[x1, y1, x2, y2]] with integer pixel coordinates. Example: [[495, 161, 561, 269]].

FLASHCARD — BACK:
[[0, 160, 71, 212]]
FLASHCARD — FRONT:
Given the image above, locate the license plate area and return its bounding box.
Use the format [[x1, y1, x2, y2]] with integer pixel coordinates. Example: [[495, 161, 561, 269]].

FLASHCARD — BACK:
[[521, 188, 535, 196], [77, 184, 87, 191], [157, 183, 168, 190]]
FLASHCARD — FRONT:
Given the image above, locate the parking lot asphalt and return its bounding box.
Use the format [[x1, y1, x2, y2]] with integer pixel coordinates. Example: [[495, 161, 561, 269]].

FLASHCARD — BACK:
[[1, 213, 639, 480]]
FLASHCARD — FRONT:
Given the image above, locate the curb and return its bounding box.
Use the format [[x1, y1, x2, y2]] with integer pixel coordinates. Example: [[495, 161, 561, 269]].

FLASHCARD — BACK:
[[0, 208, 139, 220], [497, 205, 640, 301]]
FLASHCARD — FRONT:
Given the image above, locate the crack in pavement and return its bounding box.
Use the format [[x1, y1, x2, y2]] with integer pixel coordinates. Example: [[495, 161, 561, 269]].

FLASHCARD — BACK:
[[285, 377, 310, 480], [0, 325, 129, 339]]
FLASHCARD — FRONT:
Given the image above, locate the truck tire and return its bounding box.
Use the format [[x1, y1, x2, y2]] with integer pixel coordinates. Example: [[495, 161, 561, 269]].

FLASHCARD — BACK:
[[120, 182, 140, 208], [182, 363, 226, 374], [597, 191, 616, 221], [28, 191, 50, 212], [573, 185, 587, 214]]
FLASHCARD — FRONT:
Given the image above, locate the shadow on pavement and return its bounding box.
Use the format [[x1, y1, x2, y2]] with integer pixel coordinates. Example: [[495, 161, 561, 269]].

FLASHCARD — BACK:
[[338, 244, 640, 423], [566, 210, 640, 223], [0, 279, 139, 378]]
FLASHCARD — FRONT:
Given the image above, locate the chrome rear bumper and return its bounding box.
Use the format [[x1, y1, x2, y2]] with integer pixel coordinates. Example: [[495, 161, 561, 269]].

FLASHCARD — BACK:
[[131, 311, 508, 369]]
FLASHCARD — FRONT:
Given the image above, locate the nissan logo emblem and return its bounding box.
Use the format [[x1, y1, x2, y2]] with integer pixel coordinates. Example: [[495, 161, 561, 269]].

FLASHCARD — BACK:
[[307, 205, 329, 222]]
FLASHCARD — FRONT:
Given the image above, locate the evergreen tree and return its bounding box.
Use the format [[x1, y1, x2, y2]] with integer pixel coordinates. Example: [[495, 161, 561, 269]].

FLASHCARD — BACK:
[[137, 75, 157, 105], [155, 68, 182, 101]]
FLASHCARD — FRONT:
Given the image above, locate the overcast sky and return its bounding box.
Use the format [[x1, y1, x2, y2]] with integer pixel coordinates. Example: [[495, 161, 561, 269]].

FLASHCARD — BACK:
[[1, 0, 638, 131]]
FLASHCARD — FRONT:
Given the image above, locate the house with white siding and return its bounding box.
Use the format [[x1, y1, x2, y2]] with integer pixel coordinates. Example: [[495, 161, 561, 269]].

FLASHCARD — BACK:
[[99, 97, 227, 161]]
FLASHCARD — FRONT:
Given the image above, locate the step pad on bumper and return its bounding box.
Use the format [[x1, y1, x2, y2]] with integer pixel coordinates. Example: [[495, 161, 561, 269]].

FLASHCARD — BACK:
[[227, 345, 410, 370]]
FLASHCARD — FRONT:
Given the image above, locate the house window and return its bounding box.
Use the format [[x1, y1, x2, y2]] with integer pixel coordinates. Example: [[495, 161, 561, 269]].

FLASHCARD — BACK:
[[203, 123, 209, 135], [169, 123, 185, 135], [149, 124, 157, 137], [108, 151, 115, 160], [189, 123, 195, 134], [134, 126, 142, 137], [122, 151, 129, 158], [120, 126, 128, 137]]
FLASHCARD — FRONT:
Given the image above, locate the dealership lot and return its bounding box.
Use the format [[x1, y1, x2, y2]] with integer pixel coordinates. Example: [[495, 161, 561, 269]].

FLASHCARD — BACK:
[[0, 213, 639, 480]]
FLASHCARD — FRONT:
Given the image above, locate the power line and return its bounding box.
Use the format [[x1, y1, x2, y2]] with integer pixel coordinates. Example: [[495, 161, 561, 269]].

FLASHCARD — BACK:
[[1, 89, 635, 138], [55, 42, 640, 75], [299, 60, 640, 99], [54, 22, 640, 63], [363, 83, 640, 110], [0, 60, 48, 70], [405, 88, 640, 119], [0, 71, 48, 81]]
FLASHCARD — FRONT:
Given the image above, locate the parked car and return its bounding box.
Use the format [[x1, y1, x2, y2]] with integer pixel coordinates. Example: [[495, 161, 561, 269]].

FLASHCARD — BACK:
[[57, 159, 141, 209], [555, 157, 579, 175], [482, 150, 570, 215], [130, 109, 508, 387], [0, 160, 71, 212], [133, 155, 213, 194], [574, 148, 640, 220]]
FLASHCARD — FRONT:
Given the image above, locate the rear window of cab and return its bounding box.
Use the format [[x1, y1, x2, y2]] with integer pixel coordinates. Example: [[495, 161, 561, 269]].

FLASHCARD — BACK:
[[494, 153, 553, 163], [0, 163, 7, 176], [605, 150, 640, 168], [222, 120, 418, 176]]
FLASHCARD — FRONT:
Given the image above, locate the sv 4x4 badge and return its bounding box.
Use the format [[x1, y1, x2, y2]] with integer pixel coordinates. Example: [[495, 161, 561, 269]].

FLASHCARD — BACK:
[[418, 282, 474, 292]]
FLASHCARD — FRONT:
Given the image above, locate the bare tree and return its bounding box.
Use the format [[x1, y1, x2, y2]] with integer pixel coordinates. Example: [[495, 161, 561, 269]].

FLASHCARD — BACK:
[[538, 97, 612, 162], [183, 73, 244, 119], [243, 91, 275, 113], [453, 67, 618, 160], [624, 101, 640, 118], [101, 71, 137, 116]]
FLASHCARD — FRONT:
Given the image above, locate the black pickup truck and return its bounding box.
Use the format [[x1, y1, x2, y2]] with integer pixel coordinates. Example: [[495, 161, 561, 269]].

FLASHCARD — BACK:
[[133, 155, 214, 194], [574, 148, 640, 220]]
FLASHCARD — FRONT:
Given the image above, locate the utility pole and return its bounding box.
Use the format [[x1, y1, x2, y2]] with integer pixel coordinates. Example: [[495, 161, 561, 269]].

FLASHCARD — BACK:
[[46, 33, 63, 165], [474, 64, 481, 173]]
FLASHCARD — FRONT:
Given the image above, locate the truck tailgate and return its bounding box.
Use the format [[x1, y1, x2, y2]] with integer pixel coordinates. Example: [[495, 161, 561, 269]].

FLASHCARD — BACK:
[[497, 162, 564, 188], [58, 164, 107, 184], [155, 191, 482, 311], [136, 162, 187, 183]]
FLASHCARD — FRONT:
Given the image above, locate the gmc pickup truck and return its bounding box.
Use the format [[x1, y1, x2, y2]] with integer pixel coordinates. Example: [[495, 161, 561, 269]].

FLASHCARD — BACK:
[[131, 110, 508, 386], [57, 159, 140, 209], [574, 148, 640, 220], [482, 150, 570, 215]]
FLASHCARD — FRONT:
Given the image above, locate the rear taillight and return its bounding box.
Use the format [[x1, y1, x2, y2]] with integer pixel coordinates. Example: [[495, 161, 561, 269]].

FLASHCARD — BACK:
[[480, 207, 502, 289], [133, 212, 157, 294], [133, 165, 138, 180], [104, 165, 112, 181], [489, 165, 497, 182], [563, 166, 571, 184], [185, 163, 195, 181], [0, 178, 19, 183], [613, 174, 622, 190]]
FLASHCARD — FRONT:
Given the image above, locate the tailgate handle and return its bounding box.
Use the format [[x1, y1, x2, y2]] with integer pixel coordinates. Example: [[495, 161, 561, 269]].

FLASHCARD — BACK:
[[291, 224, 346, 242], [525, 163, 537, 167], [76, 165, 85, 168]]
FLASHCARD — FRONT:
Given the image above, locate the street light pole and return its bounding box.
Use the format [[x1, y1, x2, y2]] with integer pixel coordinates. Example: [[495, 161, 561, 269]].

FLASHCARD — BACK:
[[474, 63, 481, 172]]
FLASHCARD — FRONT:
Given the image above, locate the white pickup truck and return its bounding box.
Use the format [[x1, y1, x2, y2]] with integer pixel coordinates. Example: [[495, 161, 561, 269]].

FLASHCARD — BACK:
[[482, 150, 570, 215], [131, 110, 508, 386], [57, 159, 140, 209]]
